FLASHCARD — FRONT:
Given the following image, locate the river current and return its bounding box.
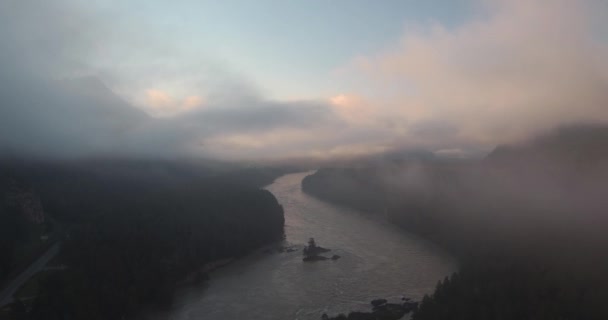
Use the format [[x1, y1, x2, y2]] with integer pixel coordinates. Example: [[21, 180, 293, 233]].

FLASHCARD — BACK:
[[168, 172, 456, 320]]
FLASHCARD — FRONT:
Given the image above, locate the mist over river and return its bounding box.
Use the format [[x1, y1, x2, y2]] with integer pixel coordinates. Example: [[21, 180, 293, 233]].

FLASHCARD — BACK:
[[168, 172, 457, 320]]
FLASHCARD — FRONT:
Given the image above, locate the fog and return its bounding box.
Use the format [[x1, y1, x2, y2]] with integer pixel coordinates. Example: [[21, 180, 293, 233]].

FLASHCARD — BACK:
[[355, 124, 608, 256], [338, 0, 608, 153]]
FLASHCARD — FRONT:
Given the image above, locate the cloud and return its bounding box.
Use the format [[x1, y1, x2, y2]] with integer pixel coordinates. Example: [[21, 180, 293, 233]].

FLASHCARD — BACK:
[[329, 94, 378, 126], [0, 73, 347, 159], [0, 1, 343, 160], [0, 0, 607, 161], [433, 148, 466, 159], [140, 90, 205, 117], [339, 0, 608, 151]]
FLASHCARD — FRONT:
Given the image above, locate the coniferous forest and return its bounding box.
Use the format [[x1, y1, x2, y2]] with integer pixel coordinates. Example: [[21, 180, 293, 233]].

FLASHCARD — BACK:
[[0, 160, 286, 319], [303, 126, 608, 320]]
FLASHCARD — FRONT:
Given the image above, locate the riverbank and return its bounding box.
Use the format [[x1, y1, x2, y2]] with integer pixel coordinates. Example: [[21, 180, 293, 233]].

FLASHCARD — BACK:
[[0, 242, 61, 308], [177, 258, 235, 287], [176, 241, 304, 288], [323, 297, 419, 320]]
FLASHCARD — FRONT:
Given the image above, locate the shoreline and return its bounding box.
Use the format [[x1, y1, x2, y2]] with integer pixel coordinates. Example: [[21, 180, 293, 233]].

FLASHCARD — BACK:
[[142, 241, 290, 320], [176, 258, 236, 287]]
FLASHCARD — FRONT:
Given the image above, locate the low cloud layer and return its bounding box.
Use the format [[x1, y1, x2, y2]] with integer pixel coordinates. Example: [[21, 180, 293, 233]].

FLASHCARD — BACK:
[[0, 0, 607, 161], [339, 0, 608, 151], [0, 74, 343, 159]]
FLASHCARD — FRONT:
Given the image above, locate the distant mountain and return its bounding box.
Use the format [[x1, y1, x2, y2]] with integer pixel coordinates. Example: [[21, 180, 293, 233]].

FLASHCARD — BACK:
[[0, 76, 151, 157], [485, 124, 608, 168], [59, 76, 149, 125]]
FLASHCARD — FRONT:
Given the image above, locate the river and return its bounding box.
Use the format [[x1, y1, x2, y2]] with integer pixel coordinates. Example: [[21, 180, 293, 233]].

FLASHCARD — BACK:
[[168, 172, 457, 320]]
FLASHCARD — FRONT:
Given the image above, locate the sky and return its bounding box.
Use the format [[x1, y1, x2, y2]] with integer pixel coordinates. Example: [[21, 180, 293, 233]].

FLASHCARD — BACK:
[[0, 0, 607, 161], [41, 0, 473, 100]]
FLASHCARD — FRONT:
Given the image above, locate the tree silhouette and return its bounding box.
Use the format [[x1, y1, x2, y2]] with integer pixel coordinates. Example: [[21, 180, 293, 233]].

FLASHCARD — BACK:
[[303, 237, 317, 257]]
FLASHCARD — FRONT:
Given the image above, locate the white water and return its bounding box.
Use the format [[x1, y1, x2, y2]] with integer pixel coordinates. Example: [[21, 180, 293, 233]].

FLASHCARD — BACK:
[[168, 172, 456, 320]]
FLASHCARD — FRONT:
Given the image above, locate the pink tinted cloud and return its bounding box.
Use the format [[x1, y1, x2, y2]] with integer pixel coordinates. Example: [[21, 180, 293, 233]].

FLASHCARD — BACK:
[[339, 0, 608, 149]]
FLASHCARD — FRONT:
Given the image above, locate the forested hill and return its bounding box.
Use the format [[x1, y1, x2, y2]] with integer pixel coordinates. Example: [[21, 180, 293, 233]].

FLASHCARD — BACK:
[[302, 125, 608, 319], [0, 159, 286, 320]]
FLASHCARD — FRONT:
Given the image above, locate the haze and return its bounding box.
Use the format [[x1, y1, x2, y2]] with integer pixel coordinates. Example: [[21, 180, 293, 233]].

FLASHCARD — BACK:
[[1, 0, 606, 161]]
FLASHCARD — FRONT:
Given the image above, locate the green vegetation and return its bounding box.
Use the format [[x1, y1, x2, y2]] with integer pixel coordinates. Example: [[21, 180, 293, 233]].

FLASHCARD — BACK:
[[0, 159, 286, 319], [303, 125, 608, 319], [413, 257, 608, 320], [14, 271, 51, 299], [303, 237, 318, 258], [0, 181, 53, 285]]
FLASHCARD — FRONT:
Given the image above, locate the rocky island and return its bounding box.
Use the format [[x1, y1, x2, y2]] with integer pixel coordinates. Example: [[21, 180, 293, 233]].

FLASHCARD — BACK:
[[302, 238, 340, 262]]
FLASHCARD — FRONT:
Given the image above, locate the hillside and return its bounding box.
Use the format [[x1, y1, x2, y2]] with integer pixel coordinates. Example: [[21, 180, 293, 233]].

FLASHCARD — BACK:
[[0, 159, 286, 319], [302, 125, 608, 319]]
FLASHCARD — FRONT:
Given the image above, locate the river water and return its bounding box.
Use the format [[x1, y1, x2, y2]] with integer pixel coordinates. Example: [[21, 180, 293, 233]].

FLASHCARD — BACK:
[[168, 172, 457, 320]]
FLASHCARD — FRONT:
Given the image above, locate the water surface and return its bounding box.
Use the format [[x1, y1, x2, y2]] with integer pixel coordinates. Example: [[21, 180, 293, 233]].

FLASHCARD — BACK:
[[169, 172, 456, 319]]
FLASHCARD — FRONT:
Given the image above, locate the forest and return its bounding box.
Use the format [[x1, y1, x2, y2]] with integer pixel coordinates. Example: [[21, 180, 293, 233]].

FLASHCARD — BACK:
[[302, 125, 608, 320], [0, 159, 286, 319]]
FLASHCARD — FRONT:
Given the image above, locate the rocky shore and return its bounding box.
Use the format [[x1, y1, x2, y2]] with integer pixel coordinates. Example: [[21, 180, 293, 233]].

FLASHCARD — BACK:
[[323, 298, 419, 320]]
